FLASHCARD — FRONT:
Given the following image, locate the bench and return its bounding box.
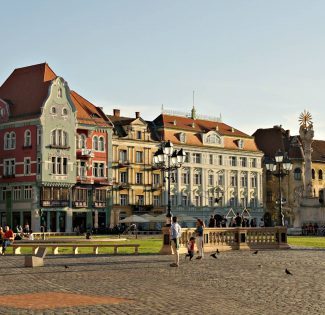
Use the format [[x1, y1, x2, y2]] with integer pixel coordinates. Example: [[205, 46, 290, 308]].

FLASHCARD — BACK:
[[12, 243, 140, 255], [24, 246, 47, 268]]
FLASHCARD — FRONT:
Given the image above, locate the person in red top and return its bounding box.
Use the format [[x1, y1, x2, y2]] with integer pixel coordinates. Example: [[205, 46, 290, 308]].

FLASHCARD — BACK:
[[185, 237, 196, 260], [2, 226, 14, 255]]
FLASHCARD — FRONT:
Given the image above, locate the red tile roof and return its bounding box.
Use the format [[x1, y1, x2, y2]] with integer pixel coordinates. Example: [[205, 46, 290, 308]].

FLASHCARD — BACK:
[[0, 63, 56, 120], [154, 114, 260, 151], [0, 63, 111, 127]]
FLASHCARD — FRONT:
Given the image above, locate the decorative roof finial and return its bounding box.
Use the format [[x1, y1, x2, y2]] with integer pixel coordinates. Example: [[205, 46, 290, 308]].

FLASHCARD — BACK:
[[299, 110, 313, 128]]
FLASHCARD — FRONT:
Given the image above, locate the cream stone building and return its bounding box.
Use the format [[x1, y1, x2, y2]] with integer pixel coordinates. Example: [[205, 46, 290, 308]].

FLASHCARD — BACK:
[[152, 108, 264, 224]]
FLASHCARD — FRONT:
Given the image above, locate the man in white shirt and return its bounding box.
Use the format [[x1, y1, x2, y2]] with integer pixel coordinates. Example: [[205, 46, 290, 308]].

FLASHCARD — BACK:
[[170, 216, 182, 267]]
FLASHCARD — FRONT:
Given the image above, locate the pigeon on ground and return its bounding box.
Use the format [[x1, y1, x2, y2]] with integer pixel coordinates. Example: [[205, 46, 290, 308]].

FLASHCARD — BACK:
[[210, 253, 218, 259], [64, 265, 69, 270], [258, 264, 262, 268], [216, 249, 220, 254], [285, 268, 293, 275], [253, 250, 258, 255]]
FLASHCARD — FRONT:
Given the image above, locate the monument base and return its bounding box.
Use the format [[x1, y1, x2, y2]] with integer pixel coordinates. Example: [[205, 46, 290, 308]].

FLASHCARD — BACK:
[[293, 198, 325, 227]]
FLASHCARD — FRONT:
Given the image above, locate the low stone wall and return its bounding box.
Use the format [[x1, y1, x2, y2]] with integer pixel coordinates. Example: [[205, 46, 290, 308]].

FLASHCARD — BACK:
[[160, 227, 289, 254]]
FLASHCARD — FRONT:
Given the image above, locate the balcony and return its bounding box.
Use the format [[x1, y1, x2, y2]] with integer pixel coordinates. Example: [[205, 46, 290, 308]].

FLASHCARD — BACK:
[[77, 176, 94, 184], [73, 201, 87, 208], [131, 205, 153, 214], [151, 184, 163, 191], [118, 160, 130, 168], [48, 144, 70, 150], [93, 201, 106, 208], [41, 200, 69, 207], [119, 183, 130, 190]]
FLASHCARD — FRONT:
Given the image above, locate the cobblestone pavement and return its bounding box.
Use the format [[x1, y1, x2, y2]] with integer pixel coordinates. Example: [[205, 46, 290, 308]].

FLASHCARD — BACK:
[[0, 249, 324, 315]]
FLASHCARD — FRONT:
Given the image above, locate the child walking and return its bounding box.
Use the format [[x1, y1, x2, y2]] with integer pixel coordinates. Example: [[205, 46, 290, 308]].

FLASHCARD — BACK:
[[185, 237, 195, 260]]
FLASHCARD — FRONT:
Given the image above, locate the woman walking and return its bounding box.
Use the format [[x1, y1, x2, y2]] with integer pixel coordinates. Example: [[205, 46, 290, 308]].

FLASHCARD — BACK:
[[195, 219, 204, 259]]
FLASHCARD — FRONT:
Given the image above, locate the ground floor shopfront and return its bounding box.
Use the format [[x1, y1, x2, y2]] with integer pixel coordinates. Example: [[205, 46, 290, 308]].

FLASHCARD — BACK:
[[0, 207, 111, 232]]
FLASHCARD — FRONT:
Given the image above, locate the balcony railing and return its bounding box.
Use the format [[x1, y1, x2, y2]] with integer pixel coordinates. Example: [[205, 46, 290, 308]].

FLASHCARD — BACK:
[[41, 200, 69, 207], [118, 160, 130, 167], [73, 201, 87, 208], [93, 201, 106, 208]]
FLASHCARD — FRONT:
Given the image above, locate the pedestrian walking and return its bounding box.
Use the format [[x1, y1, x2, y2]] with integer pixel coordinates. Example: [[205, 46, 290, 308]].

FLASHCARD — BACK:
[[195, 219, 204, 259], [170, 216, 182, 267]]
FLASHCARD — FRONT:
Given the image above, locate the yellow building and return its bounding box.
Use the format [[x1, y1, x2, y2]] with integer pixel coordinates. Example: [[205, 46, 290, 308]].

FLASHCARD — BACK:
[[107, 110, 164, 226]]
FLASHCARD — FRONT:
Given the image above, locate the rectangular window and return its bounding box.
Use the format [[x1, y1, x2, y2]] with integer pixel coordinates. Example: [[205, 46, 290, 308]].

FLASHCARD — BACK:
[[93, 162, 105, 177], [229, 156, 237, 166], [218, 155, 223, 166], [4, 159, 15, 176], [63, 158, 68, 175], [75, 188, 87, 201], [182, 172, 189, 184], [95, 189, 106, 202], [192, 153, 201, 164], [250, 158, 257, 168], [185, 152, 190, 163], [24, 185, 33, 200], [136, 151, 143, 163], [241, 176, 247, 187], [120, 172, 128, 183], [57, 157, 62, 175], [37, 157, 41, 175], [171, 170, 177, 183], [194, 195, 202, 206], [153, 173, 160, 185], [137, 131, 142, 139], [218, 174, 223, 186], [182, 195, 189, 206], [13, 186, 21, 200], [230, 175, 237, 187], [24, 158, 31, 175], [251, 176, 257, 188], [119, 150, 127, 162], [120, 194, 128, 206], [240, 157, 247, 167], [208, 197, 214, 207], [208, 174, 214, 186], [153, 195, 160, 207], [209, 154, 214, 165], [136, 173, 143, 184], [194, 173, 202, 185], [137, 195, 144, 205]]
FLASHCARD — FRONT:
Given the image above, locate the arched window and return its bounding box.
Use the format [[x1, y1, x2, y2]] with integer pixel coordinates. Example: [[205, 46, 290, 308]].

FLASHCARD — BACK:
[[24, 130, 31, 147], [4, 132, 10, 149], [10, 132, 16, 149], [93, 136, 98, 151], [319, 170, 323, 180], [294, 168, 302, 180], [51, 129, 69, 147], [312, 169, 315, 180], [80, 134, 86, 149], [98, 136, 104, 151], [62, 108, 68, 116], [51, 106, 56, 114]]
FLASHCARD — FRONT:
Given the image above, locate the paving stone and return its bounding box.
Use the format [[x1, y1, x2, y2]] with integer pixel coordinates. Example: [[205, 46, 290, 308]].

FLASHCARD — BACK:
[[0, 250, 324, 314]]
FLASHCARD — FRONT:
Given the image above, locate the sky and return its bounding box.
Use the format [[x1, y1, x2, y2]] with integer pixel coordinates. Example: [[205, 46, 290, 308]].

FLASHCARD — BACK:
[[1, 0, 325, 138]]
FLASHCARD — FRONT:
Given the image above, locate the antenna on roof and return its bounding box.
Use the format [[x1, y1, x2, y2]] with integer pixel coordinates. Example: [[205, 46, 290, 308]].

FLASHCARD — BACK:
[[193, 90, 195, 107], [161, 104, 164, 113]]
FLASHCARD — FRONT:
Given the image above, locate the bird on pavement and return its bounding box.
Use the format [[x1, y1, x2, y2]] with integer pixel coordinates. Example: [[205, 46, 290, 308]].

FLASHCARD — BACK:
[[210, 253, 218, 259], [285, 268, 293, 275], [216, 249, 220, 254], [64, 265, 69, 270], [253, 250, 258, 255]]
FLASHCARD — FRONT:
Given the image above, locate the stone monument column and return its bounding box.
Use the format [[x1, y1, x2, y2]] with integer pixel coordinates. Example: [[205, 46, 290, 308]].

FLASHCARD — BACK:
[[299, 123, 314, 198]]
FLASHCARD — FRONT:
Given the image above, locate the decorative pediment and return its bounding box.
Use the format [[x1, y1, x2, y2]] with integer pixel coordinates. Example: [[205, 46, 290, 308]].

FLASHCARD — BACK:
[[202, 130, 223, 147]]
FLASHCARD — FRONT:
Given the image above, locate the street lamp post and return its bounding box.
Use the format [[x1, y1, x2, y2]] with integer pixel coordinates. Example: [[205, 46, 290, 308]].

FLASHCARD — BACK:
[[265, 150, 293, 227], [153, 140, 186, 226]]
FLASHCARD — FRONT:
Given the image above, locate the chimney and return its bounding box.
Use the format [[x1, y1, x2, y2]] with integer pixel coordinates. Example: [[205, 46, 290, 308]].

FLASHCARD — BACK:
[[135, 112, 140, 118], [113, 109, 120, 117]]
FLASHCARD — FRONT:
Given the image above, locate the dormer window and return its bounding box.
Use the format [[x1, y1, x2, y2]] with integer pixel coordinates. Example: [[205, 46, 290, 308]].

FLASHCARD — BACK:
[[51, 107, 56, 115], [137, 131, 142, 140], [237, 139, 244, 149], [206, 134, 220, 144], [179, 132, 186, 143]]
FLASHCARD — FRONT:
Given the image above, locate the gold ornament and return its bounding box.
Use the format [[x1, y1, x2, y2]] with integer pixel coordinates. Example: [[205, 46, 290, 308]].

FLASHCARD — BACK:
[[299, 110, 313, 128]]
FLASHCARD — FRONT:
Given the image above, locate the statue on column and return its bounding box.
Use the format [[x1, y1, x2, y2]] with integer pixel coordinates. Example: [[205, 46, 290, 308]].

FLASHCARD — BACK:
[[299, 110, 314, 198]]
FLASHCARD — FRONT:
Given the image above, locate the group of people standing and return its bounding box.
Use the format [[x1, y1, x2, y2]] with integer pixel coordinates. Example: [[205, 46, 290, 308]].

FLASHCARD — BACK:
[[208, 213, 260, 228], [170, 217, 205, 267]]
